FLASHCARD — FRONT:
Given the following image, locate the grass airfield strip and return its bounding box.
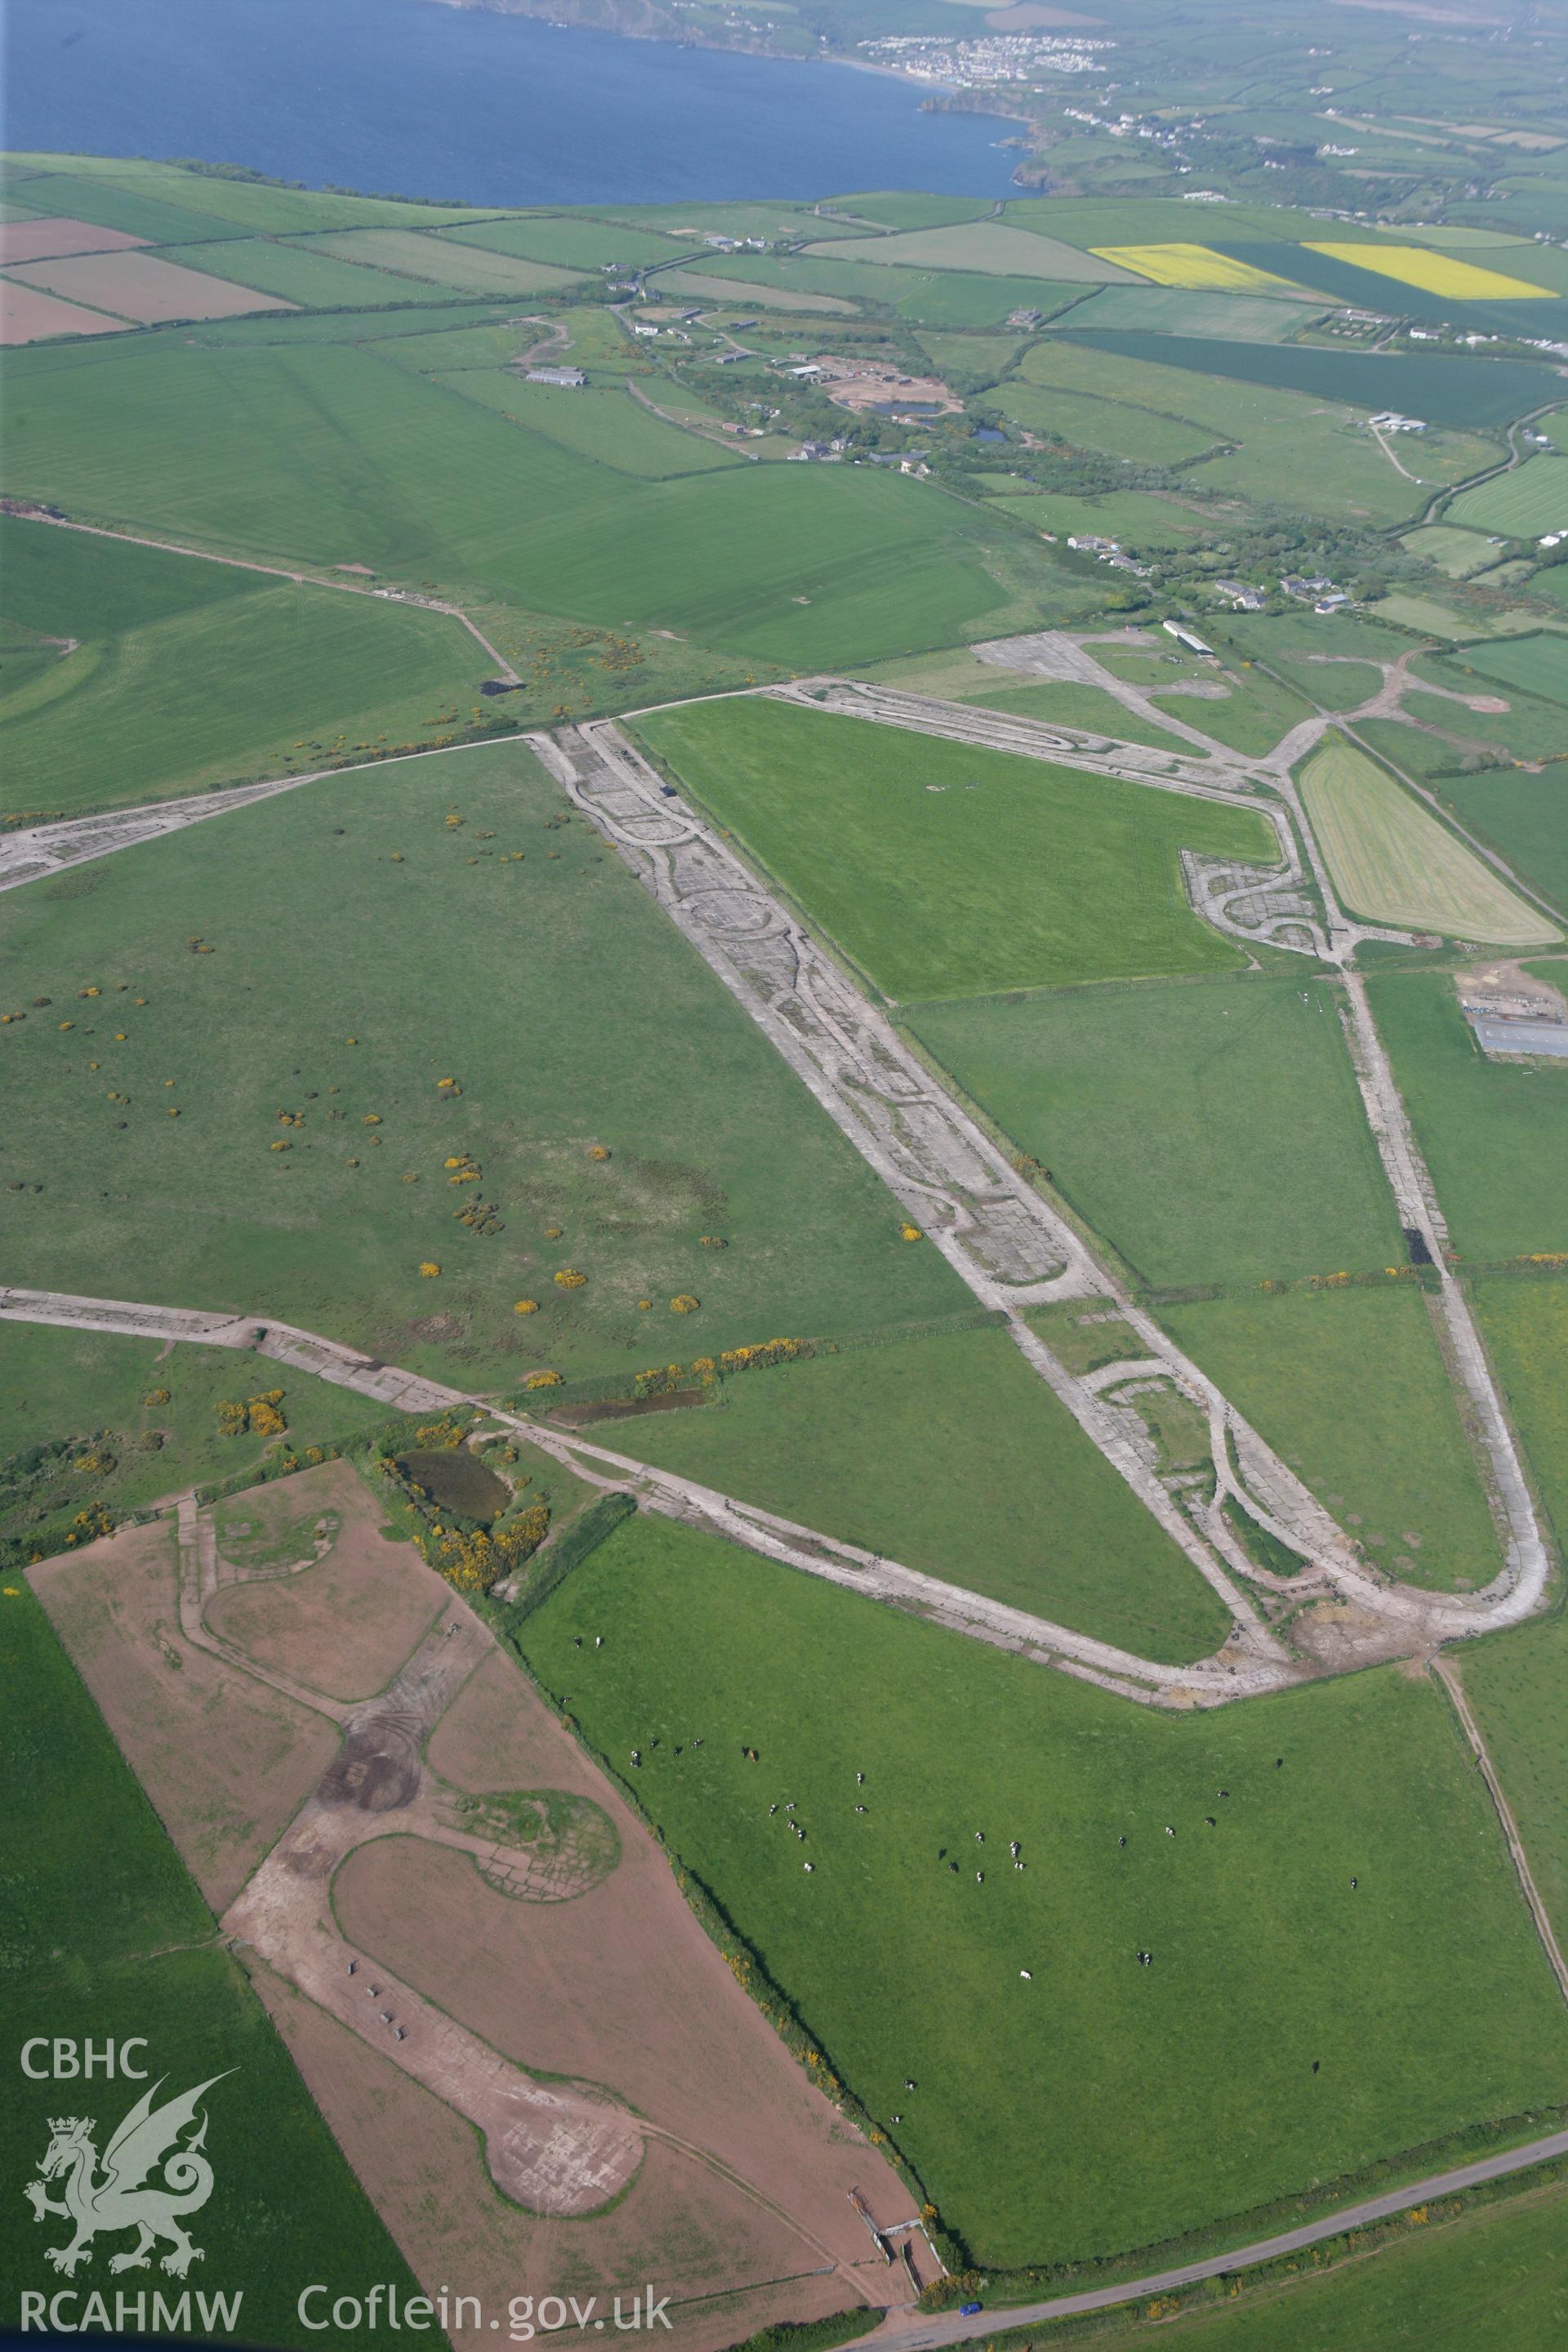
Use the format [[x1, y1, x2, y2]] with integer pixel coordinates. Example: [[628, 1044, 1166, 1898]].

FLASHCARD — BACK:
[[0, 1578, 425, 2350], [519, 1510, 1568, 2270], [632, 697, 1273, 1000], [0, 516, 495, 820], [0, 739, 965, 1388], [906, 977, 1402, 1290], [569, 1322, 1233, 1664], [1298, 737, 1557, 947]]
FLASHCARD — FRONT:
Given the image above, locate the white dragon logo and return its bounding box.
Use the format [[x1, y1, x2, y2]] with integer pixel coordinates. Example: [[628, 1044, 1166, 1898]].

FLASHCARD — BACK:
[[24, 2074, 232, 2278]]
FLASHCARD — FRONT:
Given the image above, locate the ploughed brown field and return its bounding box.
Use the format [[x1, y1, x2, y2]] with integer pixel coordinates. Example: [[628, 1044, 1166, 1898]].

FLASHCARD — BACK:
[[33, 1467, 915, 2341], [0, 215, 150, 262], [205, 1457, 448, 1703], [4, 248, 294, 322], [32, 1517, 338, 1908], [250, 1976, 866, 2352], [0, 278, 134, 344]]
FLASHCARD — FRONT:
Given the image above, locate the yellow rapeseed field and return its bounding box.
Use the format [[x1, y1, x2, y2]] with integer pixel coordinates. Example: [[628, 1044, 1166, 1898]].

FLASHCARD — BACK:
[[1305, 243, 1553, 300], [1299, 737, 1559, 947], [1090, 243, 1306, 292]]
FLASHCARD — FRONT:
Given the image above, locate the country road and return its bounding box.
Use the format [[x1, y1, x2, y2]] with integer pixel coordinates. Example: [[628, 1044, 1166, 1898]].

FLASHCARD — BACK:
[[875, 2127, 1568, 2348]]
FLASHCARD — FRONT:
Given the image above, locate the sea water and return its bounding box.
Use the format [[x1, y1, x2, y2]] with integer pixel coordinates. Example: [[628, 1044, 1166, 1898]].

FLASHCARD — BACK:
[[6, 0, 1020, 204]]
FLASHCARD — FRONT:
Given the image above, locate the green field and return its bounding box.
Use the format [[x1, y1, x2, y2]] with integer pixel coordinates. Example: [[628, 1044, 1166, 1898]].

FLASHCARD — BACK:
[[190, 299, 523, 350], [430, 371, 743, 476], [1400, 684, 1568, 769], [1, 1577, 429, 2345], [883, 272, 1089, 331], [660, 263, 858, 312], [573, 1324, 1233, 1661], [634, 699, 1273, 999], [827, 194, 1003, 230], [1369, 972, 1568, 1262], [1160, 1287, 1500, 1592], [1057, 327, 1552, 432], [1000, 200, 1389, 252], [520, 1511, 1568, 2267], [0, 517, 491, 819], [2, 169, 252, 245], [1474, 1276, 1568, 1549], [1403, 523, 1505, 580], [1429, 769, 1568, 929], [440, 214, 684, 271], [1071, 2181, 1568, 2350], [1049, 286, 1324, 343], [995, 379, 1221, 466], [802, 224, 1132, 281], [1450, 633, 1568, 710], [1299, 737, 1557, 947], [1268, 655, 1386, 713], [913, 332, 1027, 385], [978, 484, 1210, 547], [168, 235, 447, 310], [2, 151, 494, 234], [1448, 457, 1568, 537], [0, 1320, 398, 1552], [1459, 1603, 1568, 1968], [3, 336, 1027, 668], [1150, 664, 1314, 760], [1010, 341, 1496, 524], [1456, 1279, 1568, 1959], [0, 739, 964, 1383], [908, 978, 1401, 1288], [298, 228, 585, 295]]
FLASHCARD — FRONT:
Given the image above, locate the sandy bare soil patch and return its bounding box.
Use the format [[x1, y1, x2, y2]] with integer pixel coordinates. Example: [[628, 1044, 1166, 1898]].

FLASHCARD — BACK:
[[0, 278, 133, 343], [249, 1963, 877, 2351], [1457, 958, 1568, 1018], [0, 216, 149, 263], [206, 1459, 448, 1703], [6, 250, 294, 323], [355, 1648, 910, 2277], [32, 1518, 337, 1908], [808, 358, 962, 417]]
